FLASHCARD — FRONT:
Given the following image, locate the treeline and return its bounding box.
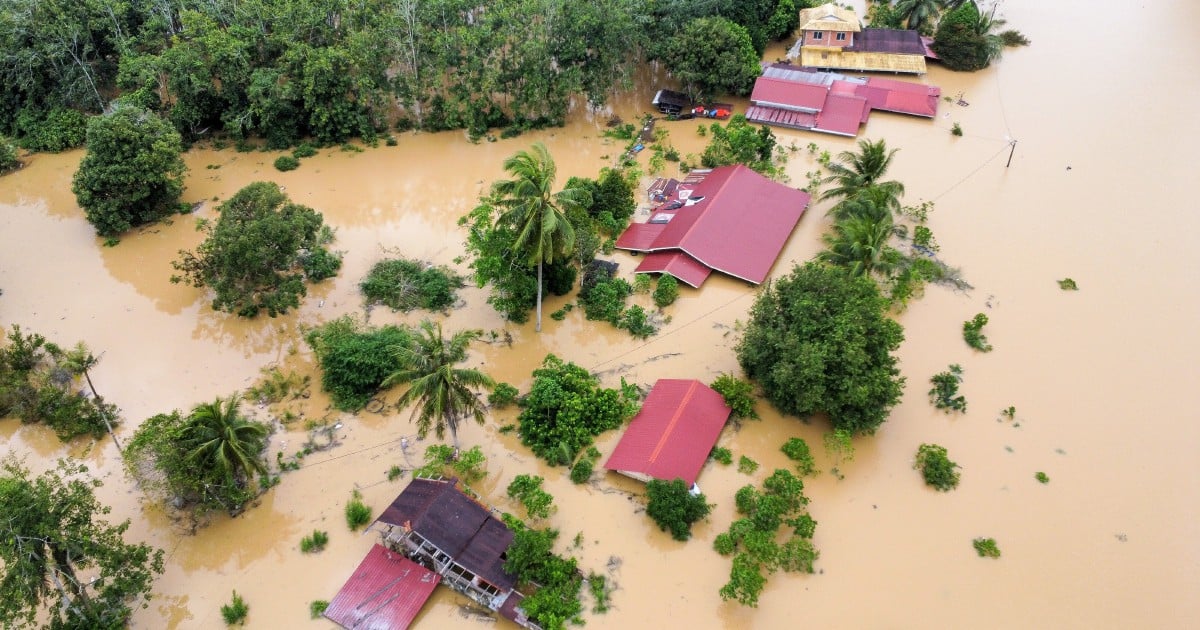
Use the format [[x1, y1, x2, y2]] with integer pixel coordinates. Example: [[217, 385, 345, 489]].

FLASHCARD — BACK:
[[0, 0, 805, 151]]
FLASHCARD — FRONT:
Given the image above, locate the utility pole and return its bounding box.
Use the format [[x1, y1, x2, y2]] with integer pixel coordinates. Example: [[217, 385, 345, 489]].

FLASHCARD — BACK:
[[1006, 139, 1017, 168]]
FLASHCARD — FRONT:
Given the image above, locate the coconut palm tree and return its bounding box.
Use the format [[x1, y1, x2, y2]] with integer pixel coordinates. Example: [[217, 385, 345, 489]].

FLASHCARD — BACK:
[[828, 183, 903, 222], [492, 143, 590, 332], [384, 320, 495, 448], [820, 138, 905, 207], [182, 395, 269, 494], [817, 213, 902, 278], [971, 4, 1007, 65], [894, 0, 942, 31]]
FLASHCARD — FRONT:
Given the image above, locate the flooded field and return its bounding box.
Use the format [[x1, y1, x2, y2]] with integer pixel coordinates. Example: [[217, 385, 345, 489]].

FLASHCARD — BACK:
[[2, 0, 1198, 628]]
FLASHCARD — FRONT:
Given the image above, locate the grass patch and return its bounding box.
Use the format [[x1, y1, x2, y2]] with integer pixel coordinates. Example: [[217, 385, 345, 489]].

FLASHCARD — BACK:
[[345, 490, 371, 530], [299, 529, 329, 553]]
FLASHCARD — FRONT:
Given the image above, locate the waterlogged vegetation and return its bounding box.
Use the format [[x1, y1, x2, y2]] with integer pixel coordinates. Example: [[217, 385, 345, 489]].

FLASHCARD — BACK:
[[710, 374, 760, 422], [360, 258, 464, 312], [915, 443, 961, 491], [963, 313, 993, 351], [930, 364, 968, 413], [973, 537, 1002, 559], [508, 474, 556, 520], [645, 478, 712, 541]]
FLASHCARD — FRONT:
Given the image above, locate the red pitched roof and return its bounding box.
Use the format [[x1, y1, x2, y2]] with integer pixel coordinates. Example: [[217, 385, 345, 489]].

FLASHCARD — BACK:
[[633, 251, 712, 288], [816, 93, 869, 136], [604, 380, 731, 486], [617, 165, 810, 285], [615, 222, 666, 251], [855, 77, 940, 117], [325, 544, 441, 630], [750, 76, 828, 112]]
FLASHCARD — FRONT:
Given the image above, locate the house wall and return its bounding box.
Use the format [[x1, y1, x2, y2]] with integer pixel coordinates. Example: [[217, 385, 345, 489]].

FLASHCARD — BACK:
[[803, 30, 852, 47]]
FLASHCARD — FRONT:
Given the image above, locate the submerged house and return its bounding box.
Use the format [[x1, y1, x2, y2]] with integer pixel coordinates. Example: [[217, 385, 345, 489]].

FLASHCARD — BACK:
[[787, 3, 934, 74], [605, 379, 732, 488], [325, 477, 538, 630], [614, 165, 810, 288]]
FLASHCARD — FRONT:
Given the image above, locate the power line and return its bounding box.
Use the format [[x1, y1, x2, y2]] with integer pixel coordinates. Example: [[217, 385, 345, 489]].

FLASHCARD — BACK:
[[932, 143, 1012, 202]]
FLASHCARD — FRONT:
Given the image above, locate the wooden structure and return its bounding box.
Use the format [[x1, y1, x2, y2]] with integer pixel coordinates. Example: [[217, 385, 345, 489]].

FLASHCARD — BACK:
[[788, 3, 929, 74]]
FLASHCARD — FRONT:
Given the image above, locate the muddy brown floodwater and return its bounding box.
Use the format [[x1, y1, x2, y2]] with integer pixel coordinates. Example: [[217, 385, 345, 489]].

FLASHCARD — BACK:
[[2, 0, 1198, 628]]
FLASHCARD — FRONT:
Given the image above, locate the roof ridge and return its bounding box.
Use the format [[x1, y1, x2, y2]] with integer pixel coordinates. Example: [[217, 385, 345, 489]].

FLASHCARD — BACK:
[[668, 165, 740, 249], [647, 381, 699, 464]]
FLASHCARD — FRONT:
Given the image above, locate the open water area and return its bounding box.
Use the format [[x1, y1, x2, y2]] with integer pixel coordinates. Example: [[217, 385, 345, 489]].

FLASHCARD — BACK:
[[1, 0, 1197, 627]]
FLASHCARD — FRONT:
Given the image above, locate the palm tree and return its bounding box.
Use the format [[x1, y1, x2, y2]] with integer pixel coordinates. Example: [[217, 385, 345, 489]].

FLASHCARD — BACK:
[[817, 213, 902, 278], [820, 139, 905, 207], [828, 183, 903, 222], [492, 142, 590, 332], [894, 0, 942, 31], [972, 4, 1007, 65], [383, 320, 495, 448], [182, 395, 269, 496]]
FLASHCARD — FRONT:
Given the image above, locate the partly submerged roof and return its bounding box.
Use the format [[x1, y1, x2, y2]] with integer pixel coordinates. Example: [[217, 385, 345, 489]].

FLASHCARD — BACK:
[[798, 3, 861, 32], [604, 380, 731, 485], [376, 478, 516, 590], [634, 251, 712, 288], [616, 165, 810, 285], [324, 544, 441, 630]]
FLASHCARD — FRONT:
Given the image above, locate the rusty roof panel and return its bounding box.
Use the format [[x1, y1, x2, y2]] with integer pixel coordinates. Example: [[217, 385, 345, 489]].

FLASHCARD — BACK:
[[324, 544, 441, 630]]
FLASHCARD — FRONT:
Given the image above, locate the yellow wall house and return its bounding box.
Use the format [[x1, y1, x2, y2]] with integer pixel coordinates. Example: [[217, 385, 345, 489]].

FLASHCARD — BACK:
[[789, 2, 928, 74]]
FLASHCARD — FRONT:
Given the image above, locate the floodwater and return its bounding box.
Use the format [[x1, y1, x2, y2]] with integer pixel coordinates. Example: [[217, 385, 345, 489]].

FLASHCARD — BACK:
[[2, 0, 1198, 627]]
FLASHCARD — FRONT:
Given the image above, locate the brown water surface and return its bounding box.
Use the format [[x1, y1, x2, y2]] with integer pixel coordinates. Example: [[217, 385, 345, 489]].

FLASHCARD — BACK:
[[1, 0, 1197, 627]]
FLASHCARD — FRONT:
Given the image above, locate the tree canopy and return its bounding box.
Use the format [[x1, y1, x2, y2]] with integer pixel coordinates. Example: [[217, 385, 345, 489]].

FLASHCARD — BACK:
[[305, 316, 411, 411], [736, 263, 906, 435], [171, 182, 341, 317], [645, 479, 712, 541], [661, 17, 761, 101], [71, 104, 186, 237], [0, 458, 164, 629]]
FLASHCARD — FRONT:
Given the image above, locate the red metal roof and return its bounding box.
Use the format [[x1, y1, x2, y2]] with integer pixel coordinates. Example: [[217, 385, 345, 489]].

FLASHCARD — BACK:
[[815, 93, 868, 136], [615, 222, 666, 251], [604, 380, 731, 486], [634, 251, 712, 288], [750, 76, 827, 112], [324, 544, 441, 630], [855, 77, 940, 118]]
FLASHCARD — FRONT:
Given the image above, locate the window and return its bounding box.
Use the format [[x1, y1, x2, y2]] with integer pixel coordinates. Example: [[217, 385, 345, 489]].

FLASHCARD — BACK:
[[812, 31, 824, 40], [836, 32, 847, 41]]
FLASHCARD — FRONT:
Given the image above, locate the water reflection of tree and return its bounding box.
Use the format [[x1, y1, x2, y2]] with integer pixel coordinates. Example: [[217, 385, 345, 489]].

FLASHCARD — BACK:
[[165, 491, 300, 572], [190, 307, 308, 358]]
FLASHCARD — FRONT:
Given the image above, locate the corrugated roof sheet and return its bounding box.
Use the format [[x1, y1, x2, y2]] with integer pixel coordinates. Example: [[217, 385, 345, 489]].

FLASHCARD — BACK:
[[798, 3, 861, 32], [604, 380, 731, 485], [376, 478, 517, 590], [816, 94, 869, 136], [324, 544, 441, 630], [634, 251, 712, 288], [750, 76, 827, 112], [846, 28, 927, 55], [615, 222, 666, 251]]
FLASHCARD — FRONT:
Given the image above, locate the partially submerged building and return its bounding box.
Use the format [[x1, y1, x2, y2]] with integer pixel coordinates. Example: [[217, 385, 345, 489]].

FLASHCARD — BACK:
[[325, 477, 538, 630], [615, 165, 810, 287], [605, 379, 732, 488], [787, 3, 936, 74]]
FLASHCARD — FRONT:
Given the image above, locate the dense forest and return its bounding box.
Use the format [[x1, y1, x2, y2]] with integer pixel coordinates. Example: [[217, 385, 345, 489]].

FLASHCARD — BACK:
[[0, 0, 804, 150]]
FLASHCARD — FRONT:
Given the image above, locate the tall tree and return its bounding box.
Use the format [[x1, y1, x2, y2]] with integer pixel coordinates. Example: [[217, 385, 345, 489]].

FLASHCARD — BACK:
[[817, 213, 902, 278], [492, 143, 589, 332], [894, 0, 943, 31], [181, 395, 270, 499], [820, 138, 905, 206], [383, 320, 495, 448], [71, 104, 186, 237], [0, 458, 164, 629], [661, 17, 761, 100]]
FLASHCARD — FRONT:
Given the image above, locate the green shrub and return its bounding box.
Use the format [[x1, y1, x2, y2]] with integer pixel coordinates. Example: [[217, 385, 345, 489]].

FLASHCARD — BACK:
[[781, 438, 817, 477], [1035, 471, 1050, 484], [489, 382, 520, 408], [0, 136, 20, 174], [1000, 30, 1031, 46], [738, 455, 759, 475], [305, 316, 411, 411], [618, 305, 657, 338], [710, 447, 733, 465], [915, 444, 960, 491], [345, 491, 371, 530], [710, 374, 759, 420], [1058, 278, 1078, 290], [414, 445, 488, 485], [569, 459, 594, 484], [221, 591, 249, 625], [962, 313, 993, 351], [579, 276, 632, 324], [292, 143, 318, 158], [645, 478, 711, 541], [588, 572, 611, 613], [652, 274, 680, 308], [301, 247, 343, 281], [299, 530, 329, 553], [929, 364, 967, 413], [951, 122, 963, 137], [17, 107, 87, 152], [274, 155, 300, 171], [508, 474, 555, 519], [309, 600, 329, 619], [973, 537, 1001, 558], [387, 465, 404, 481], [633, 274, 652, 294], [359, 258, 465, 312]]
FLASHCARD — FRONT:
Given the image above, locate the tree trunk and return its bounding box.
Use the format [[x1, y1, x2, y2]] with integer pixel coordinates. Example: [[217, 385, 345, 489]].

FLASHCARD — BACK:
[[535, 260, 544, 332], [82, 368, 122, 452]]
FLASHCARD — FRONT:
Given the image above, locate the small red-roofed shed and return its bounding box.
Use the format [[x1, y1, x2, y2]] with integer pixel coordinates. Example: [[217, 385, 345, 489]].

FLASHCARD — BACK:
[[324, 544, 441, 630], [605, 379, 732, 486]]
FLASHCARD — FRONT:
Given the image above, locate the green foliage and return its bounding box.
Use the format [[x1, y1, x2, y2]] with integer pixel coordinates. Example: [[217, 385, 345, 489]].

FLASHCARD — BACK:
[[0, 458, 165, 629], [716, 469, 817, 607], [932, 0, 1006, 71], [645, 478, 711, 541], [245, 367, 309, 405], [305, 316, 411, 411], [15, 108, 88, 153], [172, 182, 340, 317], [124, 396, 270, 516], [915, 444, 960, 491], [414, 445, 488, 486], [273, 155, 300, 171], [1000, 30, 1032, 46], [1035, 471, 1050, 484], [973, 537, 1001, 558], [823, 429, 856, 479], [1058, 278, 1079, 290], [633, 274, 653, 294], [710, 447, 733, 465], [72, 105, 186, 237], [570, 459, 595, 484], [929, 364, 967, 413], [309, 600, 329, 619], [661, 18, 761, 100], [517, 355, 640, 465], [587, 572, 611, 613], [489, 382, 520, 409], [221, 591, 249, 625], [292, 143, 318, 158], [701, 115, 784, 178], [781, 438, 818, 477], [963, 313, 993, 351], [738, 456, 760, 475], [737, 263, 906, 435], [653, 274, 680, 308], [710, 373, 759, 421], [299, 530, 329, 553], [580, 276, 633, 323], [951, 122, 964, 136], [387, 466, 404, 482], [0, 136, 19, 173], [508, 474, 555, 520], [502, 518, 584, 630], [344, 490, 371, 530], [618, 305, 657, 338], [360, 258, 464, 312]]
